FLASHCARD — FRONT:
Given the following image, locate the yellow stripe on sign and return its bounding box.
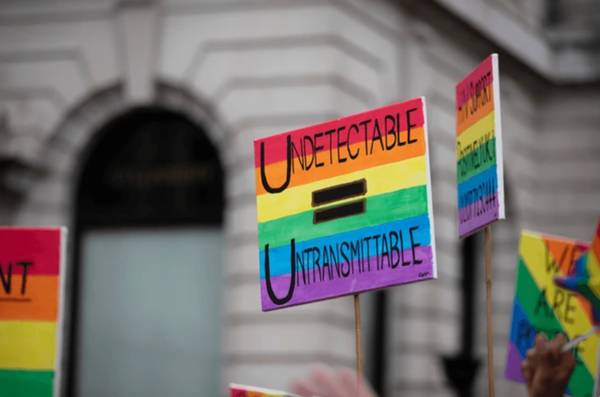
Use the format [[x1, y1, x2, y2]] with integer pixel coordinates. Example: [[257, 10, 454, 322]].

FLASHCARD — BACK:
[[257, 155, 427, 223], [588, 251, 600, 279], [520, 236, 598, 375], [0, 321, 57, 370], [588, 252, 600, 301], [456, 111, 495, 161]]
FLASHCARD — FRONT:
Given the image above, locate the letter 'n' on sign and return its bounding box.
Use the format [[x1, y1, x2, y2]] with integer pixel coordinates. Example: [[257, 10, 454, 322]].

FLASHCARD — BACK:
[[253, 97, 438, 311]]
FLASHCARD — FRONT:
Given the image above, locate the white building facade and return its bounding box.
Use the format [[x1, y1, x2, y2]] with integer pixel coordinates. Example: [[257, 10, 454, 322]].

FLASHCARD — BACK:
[[0, 0, 599, 396]]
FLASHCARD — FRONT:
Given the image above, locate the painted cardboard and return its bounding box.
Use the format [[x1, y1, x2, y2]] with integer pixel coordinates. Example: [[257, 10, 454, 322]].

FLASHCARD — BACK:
[[0, 227, 68, 397], [254, 97, 437, 311]]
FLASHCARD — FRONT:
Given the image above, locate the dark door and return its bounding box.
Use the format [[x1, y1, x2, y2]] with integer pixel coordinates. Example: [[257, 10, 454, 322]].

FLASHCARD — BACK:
[[70, 108, 224, 397]]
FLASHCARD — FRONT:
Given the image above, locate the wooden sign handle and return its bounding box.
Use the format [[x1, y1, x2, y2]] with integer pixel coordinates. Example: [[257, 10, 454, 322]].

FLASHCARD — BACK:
[[485, 225, 496, 397], [354, 294, 363, 394]]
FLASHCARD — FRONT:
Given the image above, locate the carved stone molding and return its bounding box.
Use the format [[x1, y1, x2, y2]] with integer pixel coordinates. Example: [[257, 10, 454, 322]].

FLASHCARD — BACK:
[[0, 110, 44, 196]]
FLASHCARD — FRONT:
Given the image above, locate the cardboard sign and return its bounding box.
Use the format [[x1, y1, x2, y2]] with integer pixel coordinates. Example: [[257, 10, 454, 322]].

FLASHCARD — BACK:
[[254, 97, 437, 311], [505, 230, 595, 396], [456, 54, 505, 238], [0, 227, 67, 397], [229, 384, 301, 397]]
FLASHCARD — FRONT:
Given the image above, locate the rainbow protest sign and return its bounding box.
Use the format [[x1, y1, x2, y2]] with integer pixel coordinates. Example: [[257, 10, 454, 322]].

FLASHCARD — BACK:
[[230, 383, 301, 397], [0, 227, 67, 397], [505, 230, 596, 396], [254, 97, 437, 311], [456, 54, 505, 238]]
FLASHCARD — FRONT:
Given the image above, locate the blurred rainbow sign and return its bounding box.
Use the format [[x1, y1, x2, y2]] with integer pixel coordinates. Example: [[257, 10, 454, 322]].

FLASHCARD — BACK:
[[505, 230, 596, 396], [230, 383, 301, 397], [0, 227, 67, 397], [254, 98, 437, 311], [456, 54, 505, 237]]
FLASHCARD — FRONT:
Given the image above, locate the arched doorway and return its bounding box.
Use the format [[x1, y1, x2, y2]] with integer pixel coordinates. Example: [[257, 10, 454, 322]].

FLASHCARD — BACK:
[[69, 108, 224, 397]]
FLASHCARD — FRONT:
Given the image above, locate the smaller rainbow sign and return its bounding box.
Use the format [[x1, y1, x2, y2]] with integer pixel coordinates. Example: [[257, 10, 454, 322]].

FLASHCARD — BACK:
[[456, 54, 505, 238], [554, 220, 600, 320], [505, 230, 595, 397], [0, 227, 67, 397], [229, 383, 302, 397]]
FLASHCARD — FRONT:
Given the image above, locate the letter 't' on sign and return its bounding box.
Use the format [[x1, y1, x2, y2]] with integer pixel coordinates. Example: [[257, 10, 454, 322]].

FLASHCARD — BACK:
[[253, 97, 438, 311]]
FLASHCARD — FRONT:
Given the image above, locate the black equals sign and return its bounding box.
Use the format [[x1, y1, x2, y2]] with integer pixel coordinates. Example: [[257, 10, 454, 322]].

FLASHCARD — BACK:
[[312, 179, 367, 224]]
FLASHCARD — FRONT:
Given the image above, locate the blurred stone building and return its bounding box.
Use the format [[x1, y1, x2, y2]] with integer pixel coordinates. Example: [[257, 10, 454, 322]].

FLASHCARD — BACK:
[[0, 0, 599, 396]]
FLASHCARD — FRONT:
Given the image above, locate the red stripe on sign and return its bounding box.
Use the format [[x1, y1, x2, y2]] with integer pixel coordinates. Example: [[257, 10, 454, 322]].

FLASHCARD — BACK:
[[455, 55, 494, 111], [0, 228, 61, 276], [253, 98, 425, 168]]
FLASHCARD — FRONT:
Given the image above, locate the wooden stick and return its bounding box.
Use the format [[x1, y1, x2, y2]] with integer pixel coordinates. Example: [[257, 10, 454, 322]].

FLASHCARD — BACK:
[[485, 225, 495, 397], [354, 294, 363, 395]]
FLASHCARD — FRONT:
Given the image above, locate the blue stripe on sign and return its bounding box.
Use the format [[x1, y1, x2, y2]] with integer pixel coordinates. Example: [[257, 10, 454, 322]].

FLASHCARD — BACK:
[[457, 165, 498, 209], [259, 214, 431, 279], [509, 298, 531, 360]]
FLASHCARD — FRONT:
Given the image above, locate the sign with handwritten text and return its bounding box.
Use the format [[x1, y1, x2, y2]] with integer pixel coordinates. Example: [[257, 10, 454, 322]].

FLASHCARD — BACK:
[[254, 97, 437, 311], [230, 383, 301, 397], [0, 227, 67, 397], [456, 54, 505, 237], [505, 230, 595, 396]]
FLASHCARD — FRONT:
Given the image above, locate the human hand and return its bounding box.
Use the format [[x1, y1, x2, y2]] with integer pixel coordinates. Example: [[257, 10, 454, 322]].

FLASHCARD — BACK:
[[289, 365, 377, 397], [521, 333, 576, 397]]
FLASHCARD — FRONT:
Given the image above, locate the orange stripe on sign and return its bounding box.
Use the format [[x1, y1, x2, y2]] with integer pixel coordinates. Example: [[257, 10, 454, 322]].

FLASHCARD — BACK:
[[456, 84, 495, 136], [0, 276, 59, 321], [255, 127, 426, 196]]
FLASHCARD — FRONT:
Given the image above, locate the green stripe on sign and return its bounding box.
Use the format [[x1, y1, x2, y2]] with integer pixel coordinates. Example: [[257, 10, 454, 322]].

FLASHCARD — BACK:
[[515, 258, 594, 395], [516, 258, 563, 332], [457, 137, 496, 185], [0, 369, 53, 397], [258, 185, 429, 249]]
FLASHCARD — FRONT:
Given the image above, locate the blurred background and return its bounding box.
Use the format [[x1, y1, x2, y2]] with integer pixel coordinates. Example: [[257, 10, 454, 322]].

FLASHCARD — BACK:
[[0, 0, 599, 396]]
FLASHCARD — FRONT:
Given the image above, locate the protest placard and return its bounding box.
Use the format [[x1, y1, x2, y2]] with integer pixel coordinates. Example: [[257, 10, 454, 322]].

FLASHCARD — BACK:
[[456, 54, 505, 396], [0, 227, 67, 397], [456, 54, 505, 238], [254, 97, 437, 311], [505, 230, 595, 397]]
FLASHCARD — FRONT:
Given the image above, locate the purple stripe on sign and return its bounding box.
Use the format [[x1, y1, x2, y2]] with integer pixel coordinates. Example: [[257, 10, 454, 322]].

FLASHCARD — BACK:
[[261, 246, 433, 311], [504, 340, 526, 383], [458, 192, 499, 238]]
